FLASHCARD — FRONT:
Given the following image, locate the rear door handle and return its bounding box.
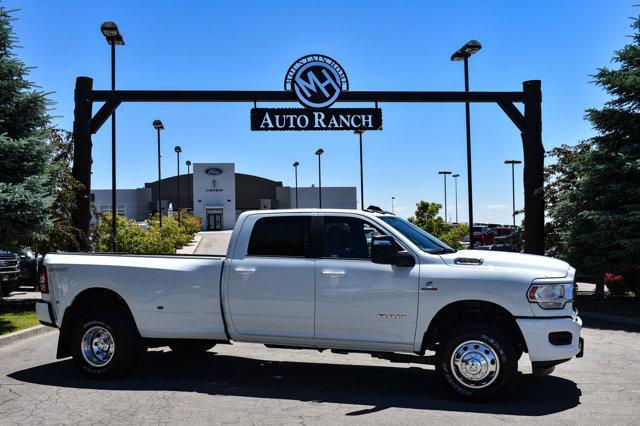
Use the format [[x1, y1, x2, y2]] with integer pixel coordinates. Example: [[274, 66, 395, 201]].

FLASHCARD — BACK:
[[234, 267, 256, 275], [321, 270, 346, 278]]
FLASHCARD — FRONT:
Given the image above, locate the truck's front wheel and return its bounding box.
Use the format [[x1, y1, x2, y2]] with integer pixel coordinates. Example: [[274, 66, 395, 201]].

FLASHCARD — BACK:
[[71, 311, 135, 379], [436, 323, 517, 402]]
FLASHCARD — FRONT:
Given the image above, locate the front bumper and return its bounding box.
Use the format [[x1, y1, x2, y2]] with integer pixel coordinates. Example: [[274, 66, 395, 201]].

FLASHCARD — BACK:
[[516, 315, 582, 362], [36, 300, 57, 328]]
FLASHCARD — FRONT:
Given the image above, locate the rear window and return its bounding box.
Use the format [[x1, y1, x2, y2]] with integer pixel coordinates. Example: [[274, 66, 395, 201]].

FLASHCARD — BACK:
[[247, 216, 311, 257]]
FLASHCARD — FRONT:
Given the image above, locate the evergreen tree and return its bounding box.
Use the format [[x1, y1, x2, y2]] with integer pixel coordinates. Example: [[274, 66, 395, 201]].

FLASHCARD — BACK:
[[0, 7, 54, 251], [550, 16, 640, 295]]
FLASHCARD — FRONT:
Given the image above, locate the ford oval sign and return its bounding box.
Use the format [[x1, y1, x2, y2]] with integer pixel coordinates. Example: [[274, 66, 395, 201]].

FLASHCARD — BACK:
[[205, 168, 223, 176]]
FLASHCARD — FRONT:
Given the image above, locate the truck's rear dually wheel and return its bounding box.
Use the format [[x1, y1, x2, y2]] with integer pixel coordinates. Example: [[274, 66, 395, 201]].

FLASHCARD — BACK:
[[436, 323, 517, 401], [71, 311, 135, 379]]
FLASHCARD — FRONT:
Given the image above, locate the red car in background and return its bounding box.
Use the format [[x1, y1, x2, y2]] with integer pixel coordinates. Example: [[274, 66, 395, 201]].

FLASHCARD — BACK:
[[481, 227, 515, 245]]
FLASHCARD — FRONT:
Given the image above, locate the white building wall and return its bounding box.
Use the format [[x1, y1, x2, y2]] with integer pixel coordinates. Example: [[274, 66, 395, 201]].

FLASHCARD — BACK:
[[192, 163, 236, 230], [276, 186, 357, 209], [92, 188, 151, 221]]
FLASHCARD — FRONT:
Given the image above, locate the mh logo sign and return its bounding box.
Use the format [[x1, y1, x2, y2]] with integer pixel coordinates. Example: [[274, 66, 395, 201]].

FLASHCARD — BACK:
[[285, 55, 349, 109]]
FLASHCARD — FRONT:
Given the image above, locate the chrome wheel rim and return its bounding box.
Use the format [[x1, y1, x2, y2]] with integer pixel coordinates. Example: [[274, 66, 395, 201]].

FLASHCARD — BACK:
[[81, 326, 115, 367], [450, 340, 500, 389]]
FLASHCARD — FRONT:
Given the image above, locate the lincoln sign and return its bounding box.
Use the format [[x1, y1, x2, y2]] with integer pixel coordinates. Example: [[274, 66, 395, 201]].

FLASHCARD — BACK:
[[250, 55, 382, 131]]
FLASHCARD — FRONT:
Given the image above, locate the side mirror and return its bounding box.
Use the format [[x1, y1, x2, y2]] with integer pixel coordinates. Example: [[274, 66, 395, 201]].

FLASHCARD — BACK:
[[371, 235, 415, 267]]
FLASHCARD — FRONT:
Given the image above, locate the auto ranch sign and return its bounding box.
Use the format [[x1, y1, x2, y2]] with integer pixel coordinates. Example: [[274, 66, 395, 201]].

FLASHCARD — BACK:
[[250, 54, 382, 131]]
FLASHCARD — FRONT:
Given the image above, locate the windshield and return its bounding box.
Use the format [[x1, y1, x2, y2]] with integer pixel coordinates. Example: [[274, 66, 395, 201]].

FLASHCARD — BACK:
[[379, 216, 455, 254]]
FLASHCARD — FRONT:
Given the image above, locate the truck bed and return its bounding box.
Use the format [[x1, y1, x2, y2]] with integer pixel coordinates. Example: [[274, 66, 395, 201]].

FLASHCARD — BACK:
[[44, 253, 228, 340]]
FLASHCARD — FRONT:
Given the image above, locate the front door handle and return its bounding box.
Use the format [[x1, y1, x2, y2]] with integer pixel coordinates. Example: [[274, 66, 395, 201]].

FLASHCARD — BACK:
[[234, 267, 256, 275], [321, 270, 346, 278]]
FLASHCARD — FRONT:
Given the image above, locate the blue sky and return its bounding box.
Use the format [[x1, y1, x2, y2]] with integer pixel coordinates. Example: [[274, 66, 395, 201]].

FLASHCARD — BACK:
[[5, 0, 636, 223]]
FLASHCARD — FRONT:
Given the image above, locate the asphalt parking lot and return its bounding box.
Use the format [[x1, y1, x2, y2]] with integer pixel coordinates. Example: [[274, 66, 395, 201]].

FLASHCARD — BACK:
[[0, 318, 638, 424]]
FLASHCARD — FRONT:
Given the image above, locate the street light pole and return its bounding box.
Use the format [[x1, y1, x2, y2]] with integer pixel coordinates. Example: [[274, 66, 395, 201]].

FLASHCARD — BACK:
[[505, 160, 522, 227], [315, 149, 324, 208], [452, 174, 460, 223], [186, 160, 191, 214], [101, 22, 124, 252], [175, 146, 182, 224], [153, 120, 164, 227], [293, 162, 299, 208], [452, 39, 482, 247], [438, 171, 452, 223], [391, 196, 395, 214], [354, 129, 365, 210]]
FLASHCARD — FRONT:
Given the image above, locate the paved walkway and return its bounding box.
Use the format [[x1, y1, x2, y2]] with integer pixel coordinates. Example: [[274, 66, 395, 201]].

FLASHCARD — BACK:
[[194, 231, 232, 255]]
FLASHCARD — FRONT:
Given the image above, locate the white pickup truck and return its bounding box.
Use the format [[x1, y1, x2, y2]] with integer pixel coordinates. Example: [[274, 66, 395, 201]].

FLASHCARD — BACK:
[[36, 208, 583, 401]]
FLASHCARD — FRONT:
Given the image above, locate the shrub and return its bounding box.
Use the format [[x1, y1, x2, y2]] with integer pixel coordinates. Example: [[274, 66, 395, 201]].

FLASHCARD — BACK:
[[94, 212, 199, 254]]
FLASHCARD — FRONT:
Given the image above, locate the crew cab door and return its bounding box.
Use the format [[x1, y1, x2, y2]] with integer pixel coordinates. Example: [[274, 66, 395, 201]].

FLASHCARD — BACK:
[[315, 214, 419, 347], [227, 214, 316, 338]]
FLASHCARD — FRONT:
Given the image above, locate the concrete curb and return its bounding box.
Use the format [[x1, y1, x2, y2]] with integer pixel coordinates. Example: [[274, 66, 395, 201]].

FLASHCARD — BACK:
[[0, 325, 55, 348], [580, 311, 640, 327]]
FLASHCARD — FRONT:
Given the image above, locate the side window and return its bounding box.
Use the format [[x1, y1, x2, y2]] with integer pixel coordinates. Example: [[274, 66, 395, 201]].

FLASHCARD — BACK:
[[323, 217, 382, 259], [247, 216, 311, 257]]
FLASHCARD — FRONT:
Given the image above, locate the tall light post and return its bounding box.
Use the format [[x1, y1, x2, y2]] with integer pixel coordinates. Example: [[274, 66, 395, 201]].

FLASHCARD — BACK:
[[354, 128, 365, 210], [504, 160, 522, 226], [438, 171, 452, 223], [452, 174, 460, 223], [153, 119, 164, 227], [186, 160, 191, 213], [452, 39, 482, 247], [100, 21, 124, 252], [174, 146, 182, 224], [292, 161, 299, 208], [315, 149, 324, 208], [391, 196, 395, 214]]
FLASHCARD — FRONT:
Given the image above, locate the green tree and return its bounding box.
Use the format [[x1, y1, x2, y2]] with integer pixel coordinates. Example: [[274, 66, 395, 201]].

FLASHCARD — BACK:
[[32, 129, 84, 253], [0, 7, 53, 251], [549, 16, 640, 297], [408, 201, 469, 249]]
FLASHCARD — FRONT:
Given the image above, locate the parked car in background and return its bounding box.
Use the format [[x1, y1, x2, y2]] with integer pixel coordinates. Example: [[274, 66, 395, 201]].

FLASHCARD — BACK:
[[18, 250, 41, 290], [482, 227, 515, 246], [0, 249, 41, 295], [472, 225, 488, 245], [0, 250, 21, 295]]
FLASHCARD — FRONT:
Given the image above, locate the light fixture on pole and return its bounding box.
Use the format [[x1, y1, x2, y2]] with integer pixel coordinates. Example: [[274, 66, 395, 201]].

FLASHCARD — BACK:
[[391, 196, 396, 214], [174, 146, 182, 224], [153, 119, 164, 227], [100, 21, 124, 252], [315, 149, 324, 208], [451, 39, 482, 247], [438, 171, 452, 223], [292, 161, 299, 208], [186, 160, 191, 213], [504, 160, 522, 227], [452, 174, 460, 223], [354, 128, 365, 210]]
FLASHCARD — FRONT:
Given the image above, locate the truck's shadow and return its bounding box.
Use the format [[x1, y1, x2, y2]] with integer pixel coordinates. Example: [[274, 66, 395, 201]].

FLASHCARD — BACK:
[[9, 351, 580, 416]]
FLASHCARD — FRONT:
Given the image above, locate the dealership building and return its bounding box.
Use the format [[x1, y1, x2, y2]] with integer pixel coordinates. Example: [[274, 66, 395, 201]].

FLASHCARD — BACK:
[[92, 163, 356, 230]]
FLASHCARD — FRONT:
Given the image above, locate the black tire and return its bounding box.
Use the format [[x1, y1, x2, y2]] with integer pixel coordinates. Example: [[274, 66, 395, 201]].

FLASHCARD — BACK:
[[436, 323, 518, 402], [71, 311, 136, 379], [169, 342, 215, 355]]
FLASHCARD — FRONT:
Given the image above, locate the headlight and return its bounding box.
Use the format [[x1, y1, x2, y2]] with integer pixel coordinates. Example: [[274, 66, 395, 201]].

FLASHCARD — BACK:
[[527, 283, 574, 309]]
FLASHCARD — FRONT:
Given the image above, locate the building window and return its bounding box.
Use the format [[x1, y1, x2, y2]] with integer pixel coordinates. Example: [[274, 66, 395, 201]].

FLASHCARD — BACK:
[[98, 204, 126, 216]]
